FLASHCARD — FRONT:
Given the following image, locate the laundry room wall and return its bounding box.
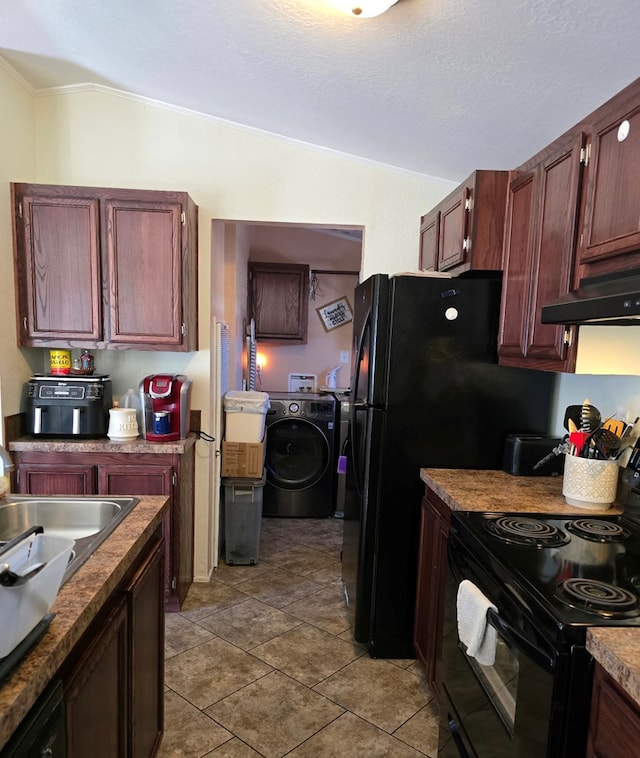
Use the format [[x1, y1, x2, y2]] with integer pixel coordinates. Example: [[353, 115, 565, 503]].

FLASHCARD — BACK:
[[247, 225, 361, 393]]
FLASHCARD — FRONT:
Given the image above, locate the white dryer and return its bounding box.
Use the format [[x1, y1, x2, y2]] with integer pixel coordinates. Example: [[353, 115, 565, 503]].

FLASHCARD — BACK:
[[263, 392, 336, 517]]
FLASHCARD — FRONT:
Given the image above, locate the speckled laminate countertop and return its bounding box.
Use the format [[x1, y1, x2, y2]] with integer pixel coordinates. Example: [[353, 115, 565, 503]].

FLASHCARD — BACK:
[[0, 494, 169, 751], [420, 468, 622, 515], [420, 468, 640, 706], [9, 435, 196, 454]]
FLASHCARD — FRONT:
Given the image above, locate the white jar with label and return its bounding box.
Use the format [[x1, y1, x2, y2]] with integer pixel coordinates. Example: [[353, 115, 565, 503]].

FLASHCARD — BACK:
[[108, 407, 139, 441]]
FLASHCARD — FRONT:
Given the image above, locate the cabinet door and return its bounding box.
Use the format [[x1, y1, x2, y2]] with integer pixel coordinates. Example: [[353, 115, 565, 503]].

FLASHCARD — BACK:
[[13, 188, 102, 346], [249, 263, 309, 343], [413, 492, 450, 702], [128, 539, 164, 757], [104, 198, 185, 348], [587, 665, 640, 758], [419, 211, 439, 271], [65, 598, 128, 758], [498, 172, 535, 361], [438, 187, 469, 271], [98, 464, 175, 608], [17, 463, 96, 495], [580, 100, 640, 263], [524, 135, 583, 367], [499, 136, 583, 372]]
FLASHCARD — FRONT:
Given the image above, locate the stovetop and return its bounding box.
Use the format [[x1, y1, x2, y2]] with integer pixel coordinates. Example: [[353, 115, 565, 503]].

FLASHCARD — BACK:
[[452, 511, 640, 628]]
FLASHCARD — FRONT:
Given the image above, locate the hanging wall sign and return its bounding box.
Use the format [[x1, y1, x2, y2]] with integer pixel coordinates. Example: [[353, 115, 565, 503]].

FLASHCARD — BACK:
[[316, 297, 353, 332]]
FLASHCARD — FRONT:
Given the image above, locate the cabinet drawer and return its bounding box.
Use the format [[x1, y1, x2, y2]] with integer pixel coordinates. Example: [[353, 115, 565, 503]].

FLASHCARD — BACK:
[[98, 465, 172, 496], [17, 464, 96, 496]]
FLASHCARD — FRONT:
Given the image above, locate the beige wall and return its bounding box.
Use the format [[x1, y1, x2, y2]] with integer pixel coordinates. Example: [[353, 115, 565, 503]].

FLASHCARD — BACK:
[[0, 71, 454, 578], [3, 62, 640, 579], [0, 61, 38, 441]]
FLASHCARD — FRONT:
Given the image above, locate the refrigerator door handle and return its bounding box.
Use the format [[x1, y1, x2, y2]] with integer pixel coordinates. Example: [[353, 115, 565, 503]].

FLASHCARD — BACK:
[[350, 402, 368, 498]]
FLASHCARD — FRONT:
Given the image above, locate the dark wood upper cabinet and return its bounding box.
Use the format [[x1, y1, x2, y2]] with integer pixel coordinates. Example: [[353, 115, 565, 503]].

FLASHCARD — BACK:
[[14, 193, 103, 343], [12, 183, 198, 351], [419, 170, 508, 275], [498, 133, 584, 371], [579, 90, 640, 266], [418, 210, 438, 271], [249, 262, 309, 343], [497, 171, 535, 362]]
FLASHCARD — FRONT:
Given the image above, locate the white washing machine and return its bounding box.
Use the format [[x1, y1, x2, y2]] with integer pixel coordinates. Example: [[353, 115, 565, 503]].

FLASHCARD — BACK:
[[263, 392, 337, 517]]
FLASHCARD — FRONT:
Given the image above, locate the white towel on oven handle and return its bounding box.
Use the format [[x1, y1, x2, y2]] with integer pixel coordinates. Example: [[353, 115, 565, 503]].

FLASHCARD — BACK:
[[456, 579, 498, 666]]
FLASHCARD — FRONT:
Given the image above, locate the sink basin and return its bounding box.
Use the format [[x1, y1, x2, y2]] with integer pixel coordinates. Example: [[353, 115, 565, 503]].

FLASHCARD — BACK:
[[0, 496, 139, 584]]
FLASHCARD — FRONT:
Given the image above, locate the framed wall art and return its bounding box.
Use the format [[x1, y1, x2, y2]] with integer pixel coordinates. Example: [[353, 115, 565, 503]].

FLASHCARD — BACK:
[[316, 297, 353, 332]]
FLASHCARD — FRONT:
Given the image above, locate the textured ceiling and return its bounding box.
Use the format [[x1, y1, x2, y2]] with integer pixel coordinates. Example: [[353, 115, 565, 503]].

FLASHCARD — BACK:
[[1, 0, 639, 182]]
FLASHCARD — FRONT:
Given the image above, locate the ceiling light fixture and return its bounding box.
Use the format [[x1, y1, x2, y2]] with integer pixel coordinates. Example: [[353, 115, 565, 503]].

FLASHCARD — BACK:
[[332, 0, 399, 18]]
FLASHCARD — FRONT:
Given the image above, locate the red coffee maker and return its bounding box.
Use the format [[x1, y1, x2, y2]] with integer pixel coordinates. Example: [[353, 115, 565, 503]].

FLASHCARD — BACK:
[[139, 374, 192, 441]]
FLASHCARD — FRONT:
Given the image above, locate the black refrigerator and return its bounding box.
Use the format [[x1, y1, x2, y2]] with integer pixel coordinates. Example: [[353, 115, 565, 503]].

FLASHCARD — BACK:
[[341, 273, 556, 659]]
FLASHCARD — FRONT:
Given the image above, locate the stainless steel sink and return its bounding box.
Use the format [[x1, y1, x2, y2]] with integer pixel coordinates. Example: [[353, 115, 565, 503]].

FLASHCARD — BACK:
[[0, 495, 140, 584]]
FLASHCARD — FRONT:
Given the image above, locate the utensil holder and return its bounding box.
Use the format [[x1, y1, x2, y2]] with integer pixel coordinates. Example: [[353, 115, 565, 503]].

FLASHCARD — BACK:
[[562, 455, 619, 509]]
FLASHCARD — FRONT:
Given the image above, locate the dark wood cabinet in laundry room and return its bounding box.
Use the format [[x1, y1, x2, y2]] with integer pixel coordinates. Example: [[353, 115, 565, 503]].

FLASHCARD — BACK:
[[248, 262, 309, 343], [413, 487, 451, 704], [11, 182, 198, 351], [419, 170, 508, 275]]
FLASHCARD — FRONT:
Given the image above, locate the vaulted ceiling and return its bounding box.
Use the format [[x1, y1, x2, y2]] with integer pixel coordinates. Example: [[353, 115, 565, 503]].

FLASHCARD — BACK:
[[1, 0, 639, 182]]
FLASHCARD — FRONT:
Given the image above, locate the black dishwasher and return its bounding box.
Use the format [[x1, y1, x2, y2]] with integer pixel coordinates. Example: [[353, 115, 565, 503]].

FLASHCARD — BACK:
[[0, 681, 66, 757]]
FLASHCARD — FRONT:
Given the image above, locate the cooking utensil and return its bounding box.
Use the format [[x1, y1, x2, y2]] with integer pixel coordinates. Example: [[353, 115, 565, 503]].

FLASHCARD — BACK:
[[532, 435, 569, 470], [603, 418, 625, 437], [580, 399, 601, 433], [590, 427, 622, 459], [569, 431, 590, 456], [564, 404, 601, 433]]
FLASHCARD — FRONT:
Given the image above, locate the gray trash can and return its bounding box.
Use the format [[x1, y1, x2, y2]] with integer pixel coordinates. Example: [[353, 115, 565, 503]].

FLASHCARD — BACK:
[[222, 472, 266, 565]]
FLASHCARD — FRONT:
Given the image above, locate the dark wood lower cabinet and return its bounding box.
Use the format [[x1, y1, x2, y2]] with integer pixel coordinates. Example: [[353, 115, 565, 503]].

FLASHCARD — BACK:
[[129, 540, 165, 757], [413, 488, 451, 702], [586, 663, 640, 757], [64, 528, 164, 758], [65, 598, 128, 758], [13, 445, 194, 611]]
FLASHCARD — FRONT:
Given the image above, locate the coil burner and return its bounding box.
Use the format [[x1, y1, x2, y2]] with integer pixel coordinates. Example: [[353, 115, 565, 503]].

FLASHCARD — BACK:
[[484, 516, 570, 548], [557, 578, 640, 618], [564, 518, 631, 543]]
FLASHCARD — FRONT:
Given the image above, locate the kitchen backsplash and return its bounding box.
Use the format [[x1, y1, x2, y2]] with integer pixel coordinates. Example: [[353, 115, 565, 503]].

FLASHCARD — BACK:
[[553, 373, 640, 439]]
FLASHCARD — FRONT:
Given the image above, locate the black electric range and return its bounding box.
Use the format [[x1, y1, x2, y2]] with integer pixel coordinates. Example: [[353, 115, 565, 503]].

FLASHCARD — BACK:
[[438, 510, 640, 758], [453, 511, 640, 632]]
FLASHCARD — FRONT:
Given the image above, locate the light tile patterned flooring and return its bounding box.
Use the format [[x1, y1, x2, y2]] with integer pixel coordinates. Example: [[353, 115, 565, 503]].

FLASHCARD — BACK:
[[159, 516, 439, 758]]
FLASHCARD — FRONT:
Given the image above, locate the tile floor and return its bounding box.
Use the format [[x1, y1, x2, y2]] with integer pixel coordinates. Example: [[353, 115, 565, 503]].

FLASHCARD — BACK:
[[159, 516, 440, 758]]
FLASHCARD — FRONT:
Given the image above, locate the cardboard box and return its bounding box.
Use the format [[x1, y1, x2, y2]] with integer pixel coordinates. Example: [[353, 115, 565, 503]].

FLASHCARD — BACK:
[[221, 440, 266, 479], [225, 412, 267, 443]]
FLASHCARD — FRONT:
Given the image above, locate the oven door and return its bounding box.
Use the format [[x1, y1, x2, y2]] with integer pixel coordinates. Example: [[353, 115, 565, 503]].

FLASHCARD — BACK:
[[438, 532, 562, 758]]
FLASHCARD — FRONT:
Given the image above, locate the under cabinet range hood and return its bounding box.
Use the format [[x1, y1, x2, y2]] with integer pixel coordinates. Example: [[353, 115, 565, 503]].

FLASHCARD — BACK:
[[541, 268, 640, 325]]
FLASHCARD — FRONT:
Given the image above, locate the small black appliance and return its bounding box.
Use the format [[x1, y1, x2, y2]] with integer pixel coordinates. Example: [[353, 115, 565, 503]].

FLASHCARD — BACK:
[[22, 374, 112, 438]]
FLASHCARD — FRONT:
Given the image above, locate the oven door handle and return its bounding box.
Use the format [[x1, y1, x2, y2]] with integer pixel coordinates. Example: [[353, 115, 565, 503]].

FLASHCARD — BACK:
[[486, 608, 555, 673]]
